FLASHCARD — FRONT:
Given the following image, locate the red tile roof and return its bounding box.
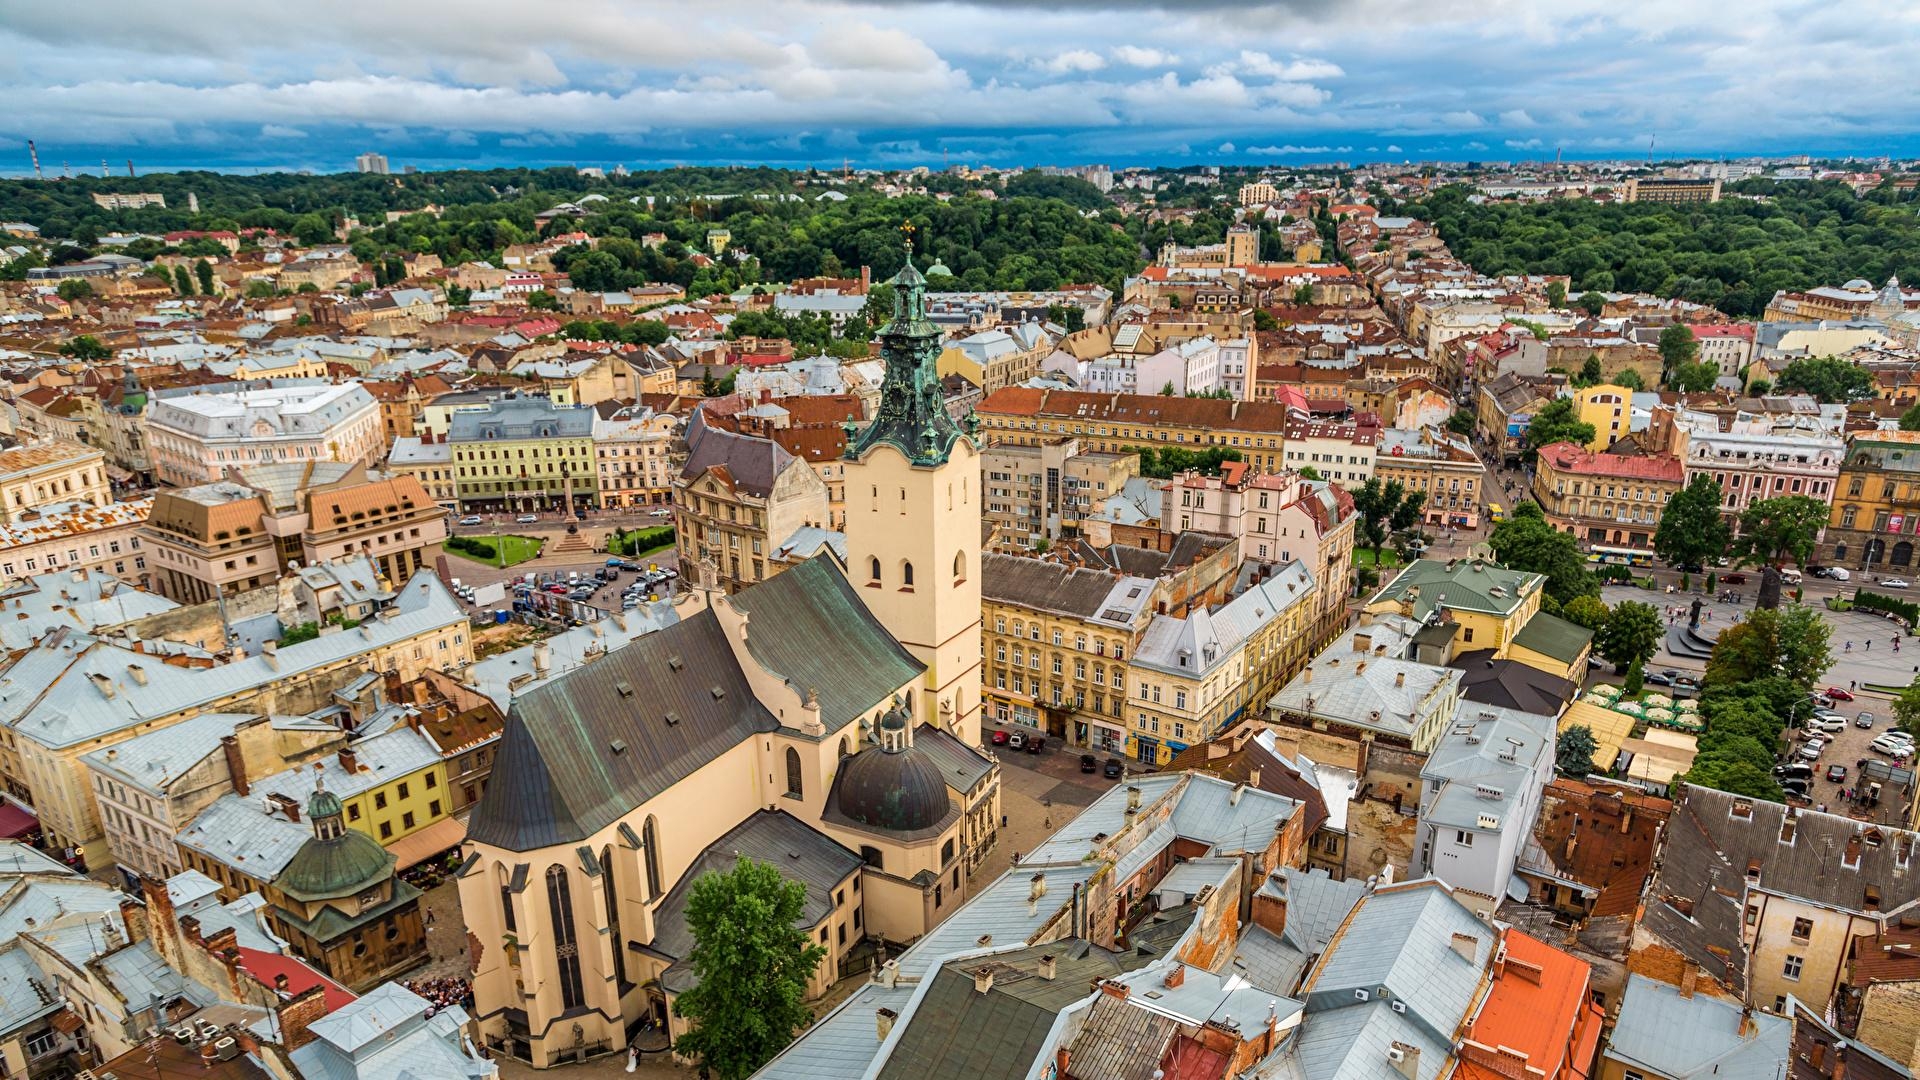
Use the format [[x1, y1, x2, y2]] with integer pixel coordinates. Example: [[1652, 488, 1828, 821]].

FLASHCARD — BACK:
[[235, 947, 357, 1011], [1456, 930, 1600, 1080], [1537, 442, 1684, 483]]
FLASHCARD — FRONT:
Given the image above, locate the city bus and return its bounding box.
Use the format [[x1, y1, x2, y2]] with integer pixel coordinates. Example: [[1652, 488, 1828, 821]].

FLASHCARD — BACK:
[[1585, 546, 1657, 569], [1487, 503, 1505, 523]]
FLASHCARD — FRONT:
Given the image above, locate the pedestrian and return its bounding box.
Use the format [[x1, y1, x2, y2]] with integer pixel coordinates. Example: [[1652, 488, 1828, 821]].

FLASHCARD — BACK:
[[1852, 680, 1858, 690], [425, 907, 435, 926], [1868, 640, 1873, 651], [1847, 641, 1854, 652]]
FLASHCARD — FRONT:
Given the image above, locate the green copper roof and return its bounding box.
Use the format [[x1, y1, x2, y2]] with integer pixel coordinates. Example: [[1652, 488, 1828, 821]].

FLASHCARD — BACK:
[[278, 826, 395, 903], [844, 249, 977, 468], [1510, 611, 1594, 663]]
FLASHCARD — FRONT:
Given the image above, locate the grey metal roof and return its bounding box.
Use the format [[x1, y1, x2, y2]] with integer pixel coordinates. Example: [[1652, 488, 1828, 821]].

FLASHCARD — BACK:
[[467, 607, 778, 852], [82, 711, 255, 798], [1606, 974, 1790, 1080], [679, 409, 798, 497], [911, 723, 995, 795], [291, 983, 493, 1080], [1419, 704, 1555, 832], [464, 601, 679, 711], [445, 395, 596, 442], [651, 810, 862, 994]]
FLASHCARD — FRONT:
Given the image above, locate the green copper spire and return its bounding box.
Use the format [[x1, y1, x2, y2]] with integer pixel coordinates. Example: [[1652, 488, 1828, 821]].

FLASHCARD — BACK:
[[844, 221, 976, 467]]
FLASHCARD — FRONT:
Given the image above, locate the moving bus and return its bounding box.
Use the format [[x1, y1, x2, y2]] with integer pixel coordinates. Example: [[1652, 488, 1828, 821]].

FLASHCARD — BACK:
[[1487, 503, 1505, 523], [1585, 546, 1656, 569]]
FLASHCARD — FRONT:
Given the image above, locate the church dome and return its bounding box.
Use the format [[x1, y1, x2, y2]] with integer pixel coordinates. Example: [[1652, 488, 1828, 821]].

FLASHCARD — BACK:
[[277, 785, 394, 903], [831, 703, 950, 833], [925, 260, 952, 277]]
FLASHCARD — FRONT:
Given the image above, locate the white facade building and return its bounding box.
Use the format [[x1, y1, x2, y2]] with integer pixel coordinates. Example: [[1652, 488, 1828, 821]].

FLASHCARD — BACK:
[[145, 382, 384, 486]]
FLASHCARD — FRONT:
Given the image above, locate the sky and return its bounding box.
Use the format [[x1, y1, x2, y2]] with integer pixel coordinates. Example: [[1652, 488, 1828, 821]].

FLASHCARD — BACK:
[[3, 0, 1919, 175]]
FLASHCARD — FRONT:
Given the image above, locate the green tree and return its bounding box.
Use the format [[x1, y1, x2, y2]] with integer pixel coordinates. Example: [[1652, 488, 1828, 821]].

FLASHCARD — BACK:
[[245, 279, 276, 298], [1622, 658, 1645, 696], [1731, 495, 1830, 609], [672, 859, 827, 1080], [1556, 724, 1598, 776], [1576, 291, 1607, 316], [1521, 398, 1597, 462], [1298, 465, 1323, 481], [1446, 409, 1475, 436], [293, 212, 334, 246], [1562, 594, 1611, 632], [193, 258, 215, 295], [1657, 324, 1698, 379], [1704, 606, 1833, 689], [1252, 309, 1280, 332], [59, 335, 111, 361], [1545, 280, 1567, 310], [1683, 757, 1783, 801], [55, 278, 93, 301], [1900, 403, 1920, 432], [173, 264, 195, 296], [1612, 368, 1644, 391], [1574, 354, 1602, 388], [1598, 600, 1663, 671], [1488, 501, 1599, 606], [1746, 378, 1772, 395], [526, 289, 557, 310], [1653, 475, 1732, 571], [1293, 283, 1314, 305], [1670, 361, 1721, 393], [1774, 356, 1875, 402], [1892, 682, 1920, 739], [1350, 478, 1427, 565]]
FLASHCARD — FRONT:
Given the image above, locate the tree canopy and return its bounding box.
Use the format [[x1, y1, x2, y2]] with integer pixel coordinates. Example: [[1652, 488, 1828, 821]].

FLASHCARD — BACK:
[[1773, 356, 1877, 402], [1521, 398, 1597, 462], [1351, 478, 1427, 564], [1556, 725, 1598, 777], [1597, 600, 1663, 670], [1653, 475, 1733, 571], [1395, 180, 1920, 317], [1731, 495, 1830, 608], [672, 858, 828, 1080], [1488, 501, 1599, 607], [1703, 605, 1834, 689], [1657, 324, 1698, 378]]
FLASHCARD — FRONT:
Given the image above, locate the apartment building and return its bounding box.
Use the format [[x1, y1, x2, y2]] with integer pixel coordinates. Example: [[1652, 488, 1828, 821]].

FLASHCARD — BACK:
[[1649, 406, 1843, 516], [1280, 418, 1379, 487], [980, 438, 1140, 550], [447, 394, 599, 512], [672, 411, 830, 593], [0, 497, 152, 586], [1823, 429, 1920, 569], [1373, 426, 1486, 529], [1620, 176, 1723, 203], [976, 388, 1296, 473], [980, 555, 1156, 753], [145, 382, 384, 487], [1533, 441, 1684, 550], [0, 440, 113, 524], [592, 406, 679, 509]]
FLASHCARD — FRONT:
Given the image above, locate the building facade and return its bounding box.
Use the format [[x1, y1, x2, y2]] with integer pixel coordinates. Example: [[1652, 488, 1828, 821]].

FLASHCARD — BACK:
[[1824, 430, 1920, 569], [145, 383, 384, 487], [1533, 441, 1685, 550], [448, 395, 599, 513]]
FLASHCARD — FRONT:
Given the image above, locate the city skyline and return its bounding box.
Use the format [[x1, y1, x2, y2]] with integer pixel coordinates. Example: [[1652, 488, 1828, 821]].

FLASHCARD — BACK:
[[4, 0, 1918, 173]]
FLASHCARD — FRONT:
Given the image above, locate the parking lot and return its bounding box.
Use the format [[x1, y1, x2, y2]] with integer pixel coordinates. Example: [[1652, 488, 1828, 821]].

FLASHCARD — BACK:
[[1780, 694, 1914, 822]]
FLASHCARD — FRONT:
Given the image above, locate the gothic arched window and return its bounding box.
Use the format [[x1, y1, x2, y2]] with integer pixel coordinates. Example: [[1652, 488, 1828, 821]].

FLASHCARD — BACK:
[[546, 866, 585, 1010], [785, 747, 804, 798], [869, 556, 882, 583], [642, 816, 662, 899], [902, 561, 915, 588]]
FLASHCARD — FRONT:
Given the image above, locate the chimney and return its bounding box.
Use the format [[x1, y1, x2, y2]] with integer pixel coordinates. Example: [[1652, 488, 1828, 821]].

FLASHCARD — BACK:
[[1353, 631, 1372, 653], [875, 1007, 897, 1042], [973, 966, 996, 995], [1127, 785, 1142, 812], [1450, 932, 1478, 961], [1099, 979, 1130, 1000], [1389, 1041, 1422, 1080], [1738, 1005, 1757, 1040], [1249, 767, 1262, 788], [274, 973, 290, 992], [534, 640, 552, 679], [1231, 782, 1247, 806], [1207, 741, 1231, 761], [221, 735, 250, 797], [1038, 955, 1057, 980], [276, 985, 330, 1050], [1165, 963, 1186, 989], [338, 747, 359, 774], [126, 663, 148, 686], [118, 896, 149, 946], [1679, 966, 1698, 999], [1395, 671, 1406, 688]]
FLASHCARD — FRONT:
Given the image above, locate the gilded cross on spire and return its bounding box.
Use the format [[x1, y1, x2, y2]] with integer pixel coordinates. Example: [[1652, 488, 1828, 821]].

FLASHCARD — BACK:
[[899, 219, 915, 256]]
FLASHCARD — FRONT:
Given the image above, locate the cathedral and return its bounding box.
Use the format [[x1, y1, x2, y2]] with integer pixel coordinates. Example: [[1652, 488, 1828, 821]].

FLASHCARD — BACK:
[[455, 247, 996, 1068]]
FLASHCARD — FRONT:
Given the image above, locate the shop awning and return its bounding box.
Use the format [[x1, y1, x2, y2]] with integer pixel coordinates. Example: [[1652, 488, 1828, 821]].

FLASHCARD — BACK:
[[0, 803, 37, 840], [388, 816, 468, 871]]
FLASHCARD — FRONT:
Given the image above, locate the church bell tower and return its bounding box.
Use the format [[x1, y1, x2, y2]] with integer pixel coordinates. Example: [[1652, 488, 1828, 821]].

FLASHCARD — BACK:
[[841, 223, 983, 745]]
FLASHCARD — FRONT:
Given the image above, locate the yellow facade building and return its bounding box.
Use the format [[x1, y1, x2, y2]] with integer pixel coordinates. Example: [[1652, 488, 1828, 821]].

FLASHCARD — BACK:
[[1572, 383, 1634, 450]]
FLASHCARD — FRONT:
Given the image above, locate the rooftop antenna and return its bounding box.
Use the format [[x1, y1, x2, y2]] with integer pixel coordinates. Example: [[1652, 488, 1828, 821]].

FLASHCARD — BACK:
[[27, 140, 42, 181], [127, 160, 136, 179], [101, 159, 109, 179], [62, 161, 71, 179], [1648, 134, 1656, 165]]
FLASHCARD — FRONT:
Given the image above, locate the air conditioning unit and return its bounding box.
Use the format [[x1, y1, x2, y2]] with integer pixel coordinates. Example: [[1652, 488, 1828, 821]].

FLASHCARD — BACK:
[[1391, 1000, 1408, 1014], [214, 1037, 239, 1061], [1353, 988, 1371, 1001], [1388, 1047, 1406, 1063]]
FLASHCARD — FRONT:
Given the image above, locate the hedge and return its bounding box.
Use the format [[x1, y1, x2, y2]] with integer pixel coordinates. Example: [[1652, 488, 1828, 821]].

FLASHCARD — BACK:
[[447, 536, 497, 558], [1854, 590, 1918, 626], [609, 526, 675, 556]]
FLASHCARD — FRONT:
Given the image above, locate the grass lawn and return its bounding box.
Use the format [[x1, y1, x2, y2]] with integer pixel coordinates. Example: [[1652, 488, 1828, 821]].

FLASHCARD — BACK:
[[1353, 548, 1402, 569], [442, 534, 544, 568]]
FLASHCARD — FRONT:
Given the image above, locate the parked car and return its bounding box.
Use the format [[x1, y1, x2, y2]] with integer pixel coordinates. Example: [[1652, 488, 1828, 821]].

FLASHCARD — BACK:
[[1773, 763, 1814, 781], [1828, 567, 1854, 582], [1026, 735, 1046, 754], [1806, 566, 1832, 579], [1104, 759, 1124, 778], [1870, 732, 1914, 757], [1720, 573, 1748, 585], [1780, 779, 1812, 800], [1887, 578, 1913, 590], [990, 730, 1010, 746], [606, 557, 625, 567], [1672, 675, 1701, 696], [1797, 741, 1825, 761], [1007, 732, 1026, 751], [1806, 715, 1846, 734], [516, 513, 539, 524], [1646, 670, 1678, 686], [1827, 764, 1849, 783], [648, 508, 673, 517], [458, 515, 483, 526], [1080, 754, 1098, 773], [1858, 711, 1878, 728], [1824, 686, 1856, 702]]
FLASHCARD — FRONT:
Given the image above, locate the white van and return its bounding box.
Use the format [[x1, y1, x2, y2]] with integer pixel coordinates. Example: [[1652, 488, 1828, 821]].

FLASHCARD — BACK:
[[1827, 567, 1853, 582], [1778, 567, 1803, 585]]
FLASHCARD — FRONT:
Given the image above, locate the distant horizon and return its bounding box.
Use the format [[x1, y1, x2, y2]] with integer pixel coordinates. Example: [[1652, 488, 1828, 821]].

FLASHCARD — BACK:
[[0, 146, 1909, 184]]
